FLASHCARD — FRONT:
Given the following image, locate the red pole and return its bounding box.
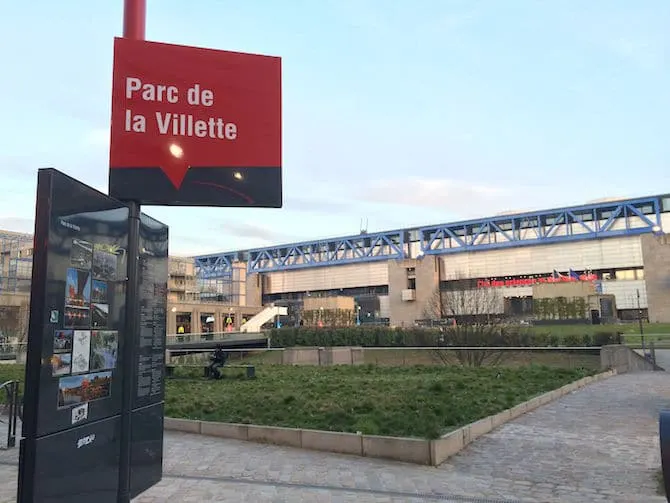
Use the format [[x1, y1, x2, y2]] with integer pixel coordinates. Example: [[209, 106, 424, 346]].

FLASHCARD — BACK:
[[123, 0, 146, 40]]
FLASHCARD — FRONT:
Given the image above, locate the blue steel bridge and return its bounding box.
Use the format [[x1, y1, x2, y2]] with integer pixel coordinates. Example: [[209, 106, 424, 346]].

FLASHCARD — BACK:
[[194, 194, 668, 280]]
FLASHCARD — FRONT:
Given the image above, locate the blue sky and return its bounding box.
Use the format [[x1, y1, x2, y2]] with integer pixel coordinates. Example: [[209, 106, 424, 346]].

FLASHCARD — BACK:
[[1, 1, 668, 256]]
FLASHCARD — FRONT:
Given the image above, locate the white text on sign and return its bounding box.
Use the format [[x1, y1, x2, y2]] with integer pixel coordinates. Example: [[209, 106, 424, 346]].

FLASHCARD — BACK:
[[123, 77, 238, 140]]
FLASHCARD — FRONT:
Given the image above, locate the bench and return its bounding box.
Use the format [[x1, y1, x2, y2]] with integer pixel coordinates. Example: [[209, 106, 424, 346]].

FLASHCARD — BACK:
[[165, 364, 255, 379]]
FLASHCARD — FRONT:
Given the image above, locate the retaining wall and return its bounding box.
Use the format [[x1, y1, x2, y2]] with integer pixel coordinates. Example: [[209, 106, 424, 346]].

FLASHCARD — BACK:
[[600, 345, 658, 372]]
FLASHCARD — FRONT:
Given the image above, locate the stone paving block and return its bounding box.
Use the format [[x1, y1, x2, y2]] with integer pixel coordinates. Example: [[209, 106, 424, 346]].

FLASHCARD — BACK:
[[247, 424, 302, 448], [301, 429, 363, 456], [200, 421, 249, 441], [362, 435, 431, 465]]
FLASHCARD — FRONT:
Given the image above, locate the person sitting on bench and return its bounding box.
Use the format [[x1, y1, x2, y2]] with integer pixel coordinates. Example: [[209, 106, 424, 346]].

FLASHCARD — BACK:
[[208, 345, 228, 379]]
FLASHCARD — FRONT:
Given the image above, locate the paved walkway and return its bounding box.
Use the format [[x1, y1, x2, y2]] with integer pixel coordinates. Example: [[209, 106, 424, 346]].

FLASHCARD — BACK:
[[0, 372, 668, 502]]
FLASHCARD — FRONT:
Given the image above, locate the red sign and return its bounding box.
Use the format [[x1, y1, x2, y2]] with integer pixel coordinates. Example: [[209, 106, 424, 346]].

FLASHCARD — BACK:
[[109, 37, 282, 207], [477, 274, 598, 288]]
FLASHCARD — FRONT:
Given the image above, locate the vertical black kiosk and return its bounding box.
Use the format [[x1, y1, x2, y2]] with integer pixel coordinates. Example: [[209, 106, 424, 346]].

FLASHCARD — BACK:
[[17, 169, 168, 502]]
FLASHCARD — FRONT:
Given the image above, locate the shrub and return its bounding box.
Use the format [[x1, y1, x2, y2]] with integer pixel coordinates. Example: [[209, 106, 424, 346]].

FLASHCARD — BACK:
[[267, 327, 622, 348]]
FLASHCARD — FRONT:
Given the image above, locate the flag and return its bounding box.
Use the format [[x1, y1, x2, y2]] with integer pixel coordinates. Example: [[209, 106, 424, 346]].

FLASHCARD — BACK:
[[569, 269, 580, 280]]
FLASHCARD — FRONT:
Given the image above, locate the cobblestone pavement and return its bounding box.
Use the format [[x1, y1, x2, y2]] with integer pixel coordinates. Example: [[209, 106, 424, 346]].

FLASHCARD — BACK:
[[0, 372, 668, 502]]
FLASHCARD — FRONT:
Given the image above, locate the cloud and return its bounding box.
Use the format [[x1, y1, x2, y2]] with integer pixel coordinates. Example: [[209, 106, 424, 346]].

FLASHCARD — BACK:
[[82, 128, 110, 149], [211, 221, 300, 245], [0, 217, 34, 234], [604, 36, 666, 70], [359, 177, 509, 212], [283, 196, 352, 214]]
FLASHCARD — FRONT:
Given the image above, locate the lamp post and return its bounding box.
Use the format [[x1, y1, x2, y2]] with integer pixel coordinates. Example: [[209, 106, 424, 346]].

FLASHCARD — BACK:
[[637, 289, 646, 356], [356, 305, 361, 326]]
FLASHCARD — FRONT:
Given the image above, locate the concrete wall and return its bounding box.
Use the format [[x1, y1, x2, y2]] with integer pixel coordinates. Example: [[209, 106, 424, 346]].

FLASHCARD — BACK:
[[388, 256, 439, 327], [600, 345, 657, 373], [641, 234, 670, 323], [533, 281, 596, 299], [281, 347, 365, 366], [303, 296, 355, 311]]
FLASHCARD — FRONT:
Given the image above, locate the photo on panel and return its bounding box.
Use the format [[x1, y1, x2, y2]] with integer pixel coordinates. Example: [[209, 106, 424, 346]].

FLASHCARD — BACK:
[[51, 353, 72, 377], [53, 329, 73, 353], [92, 247, 118, 281], [57, 370, 112, 409], [70, 239, 93, 270], [89, 331, 118, 371], [91, 279, 108, 304], [91, 303, 109, 328], [71, 330, 91, 374], [64, 306, 90, 329], [65, 268, 91, 307]]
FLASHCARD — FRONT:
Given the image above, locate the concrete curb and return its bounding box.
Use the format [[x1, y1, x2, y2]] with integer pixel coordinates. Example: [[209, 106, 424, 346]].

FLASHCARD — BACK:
[[164, 369, 617, 466]]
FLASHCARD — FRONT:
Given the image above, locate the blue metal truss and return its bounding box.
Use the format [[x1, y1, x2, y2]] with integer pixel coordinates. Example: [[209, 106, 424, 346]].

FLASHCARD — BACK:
[[194, 252, 237, 280], [420, 196, 663, 255], [193, 195, 666, 277], [245, 231, 405, 273]]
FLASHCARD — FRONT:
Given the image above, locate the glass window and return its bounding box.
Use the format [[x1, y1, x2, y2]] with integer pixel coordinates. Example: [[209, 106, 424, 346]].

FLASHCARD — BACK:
[[615, 269, 636, 280], [636, 269, 645, 280]]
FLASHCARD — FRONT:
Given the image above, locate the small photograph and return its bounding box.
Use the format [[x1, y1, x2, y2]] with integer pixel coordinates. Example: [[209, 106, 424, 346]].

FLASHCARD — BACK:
[[71, 402, 89, 425], [91, 303, 109, 328], [58, 370, 112, 408], [65, 268, 91, 308], [51, 353, 71, 377], [70, 239, 93, 270], [53, 330, 73, 353], [90, 331, 118, 371], [92, 248, 118, 281], [71, 330, 91, 374], [91, 280, 108, 304], [64, 306, 90, 329]]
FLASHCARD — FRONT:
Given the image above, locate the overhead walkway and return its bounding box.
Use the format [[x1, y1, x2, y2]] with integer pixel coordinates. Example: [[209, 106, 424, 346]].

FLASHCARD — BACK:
[[239, 304, 288, 333]]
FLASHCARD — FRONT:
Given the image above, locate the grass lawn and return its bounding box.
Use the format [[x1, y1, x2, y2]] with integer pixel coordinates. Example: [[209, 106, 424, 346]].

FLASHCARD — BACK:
[[537, 322, 670, 337], [0, 363, 596, 439], [164, 364, 592, 439]]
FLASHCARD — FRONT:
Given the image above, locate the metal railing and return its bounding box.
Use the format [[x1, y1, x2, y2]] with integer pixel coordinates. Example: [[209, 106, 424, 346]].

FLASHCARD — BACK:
[[166, 331, 267, 346], [0, 380, 19, 449]]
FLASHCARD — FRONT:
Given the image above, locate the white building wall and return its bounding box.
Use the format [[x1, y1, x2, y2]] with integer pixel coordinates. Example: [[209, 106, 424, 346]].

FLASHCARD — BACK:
[[439, 236, 643, 279], [264, 262, 388, 294], [661, 213, 670, 230], [601, 280, 647, 309], [378, 295, 391, 318]]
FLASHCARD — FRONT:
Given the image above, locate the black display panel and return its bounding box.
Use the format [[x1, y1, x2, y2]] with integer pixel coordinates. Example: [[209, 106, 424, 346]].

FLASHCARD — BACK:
[[23, 169, 129, 438], [134, 213, 168, 409], [19, 169, 131, 503], [24, 416, 122, 503], [130, 402, 165, 498]]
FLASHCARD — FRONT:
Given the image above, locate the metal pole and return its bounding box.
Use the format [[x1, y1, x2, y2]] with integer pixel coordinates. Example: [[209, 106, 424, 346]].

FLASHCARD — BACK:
[[123, 0, 146, 40], [118, 2, 145, 502], [637, 289, 646, 355]]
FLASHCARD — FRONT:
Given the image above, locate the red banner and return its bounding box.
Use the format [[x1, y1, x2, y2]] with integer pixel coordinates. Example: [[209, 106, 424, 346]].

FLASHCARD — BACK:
[[477, 274, 598, 288]]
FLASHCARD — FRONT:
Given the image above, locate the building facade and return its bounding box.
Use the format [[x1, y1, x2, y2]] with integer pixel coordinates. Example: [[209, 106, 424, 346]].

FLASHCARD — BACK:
[[0, 236, 262, 339], [195, 194, 670, 327]]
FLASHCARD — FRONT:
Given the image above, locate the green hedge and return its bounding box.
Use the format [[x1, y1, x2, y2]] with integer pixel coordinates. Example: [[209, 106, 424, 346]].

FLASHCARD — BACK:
[[268, 327, 621, 348]]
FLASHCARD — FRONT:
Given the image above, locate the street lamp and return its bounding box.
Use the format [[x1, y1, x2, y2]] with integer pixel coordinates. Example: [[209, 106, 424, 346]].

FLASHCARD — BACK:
[[356, 305, 361, 326], [637, 289, 646, 356]]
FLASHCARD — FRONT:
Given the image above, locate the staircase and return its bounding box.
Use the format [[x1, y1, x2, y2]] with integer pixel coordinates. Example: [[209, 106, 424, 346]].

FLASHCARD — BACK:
[[240, 305, 288, 333]]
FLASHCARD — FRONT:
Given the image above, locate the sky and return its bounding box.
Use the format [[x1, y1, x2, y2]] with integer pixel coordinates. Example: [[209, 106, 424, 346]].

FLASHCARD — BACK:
[[1, 0, 669, 256]]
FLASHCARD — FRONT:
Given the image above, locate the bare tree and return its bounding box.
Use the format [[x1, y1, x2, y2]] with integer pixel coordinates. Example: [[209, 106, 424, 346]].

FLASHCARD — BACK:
[[423, 276, 508, 367]]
